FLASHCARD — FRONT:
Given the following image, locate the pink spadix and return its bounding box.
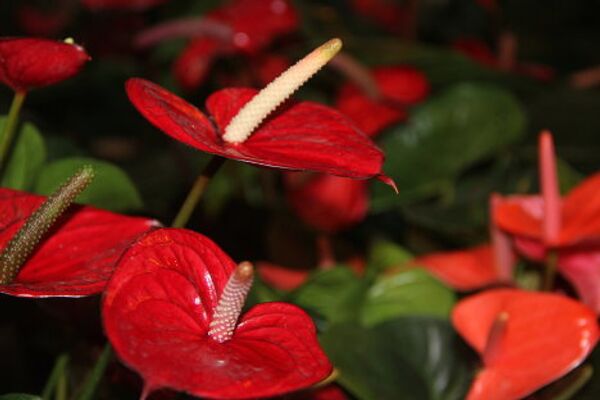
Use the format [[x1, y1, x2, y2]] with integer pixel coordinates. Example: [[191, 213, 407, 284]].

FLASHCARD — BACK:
[[539, 131, 561, 244], [208, 261, 254, 343]]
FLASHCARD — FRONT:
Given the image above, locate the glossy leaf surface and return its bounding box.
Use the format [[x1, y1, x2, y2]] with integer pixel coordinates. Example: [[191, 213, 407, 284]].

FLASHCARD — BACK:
[[34, 157, 143, 212], [452, 289, 599, 400], [361, 269, 455, 326], [0, 188, 158, 297], [322, 318, 473, 400], [0, 117, 45, 191], [103, 228, 331, 399]]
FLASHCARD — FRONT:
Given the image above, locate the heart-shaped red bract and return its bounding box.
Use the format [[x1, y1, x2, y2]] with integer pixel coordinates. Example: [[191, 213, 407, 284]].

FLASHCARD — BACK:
[[126, 78, 391, 183], [452, 289, 599, 400], [284, 172, 368, 233], [103, 228, 332, 399], [413, 244, 503, 291], [335, 66, 429, 137], [0, 188, 158, 297], [0, 37, 90, 93]]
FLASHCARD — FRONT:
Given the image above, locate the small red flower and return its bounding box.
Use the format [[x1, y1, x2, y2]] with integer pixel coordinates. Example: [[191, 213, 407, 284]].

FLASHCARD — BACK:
[[0, 188, 158, 297], [137, 0, 298, 91], [0, 37, 90, 93], [494, 132, 600, 311], [102, 228, 331, 399], [453, 289, 598, 400], [452, 37, 555, 81], [125, 79, 392, 183], [350, 0, 409, 34], [257, 261, 310, 291], [82, 0, 169, 11], [284, 172, 369, 233], [335, 66, 429, 137]]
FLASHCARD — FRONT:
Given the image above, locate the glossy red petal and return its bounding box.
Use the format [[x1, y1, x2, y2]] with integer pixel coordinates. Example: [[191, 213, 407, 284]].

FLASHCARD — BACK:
[[493, 195, 544, 240], [103, 228, 331, 399], [257, 262, 310, 291], [284, 172, 369, 233], [336, 66, 428, 137], [452, 289, 598, 400], [0, 188, 158, 297], [413, 244, 502, 291], [560, 173, 600, 245], [82, 0, 168, 10], [125, 78, 221, 152], [173, 38, 229, 91], [207, 88, 390, 180], [0, 37, 90, 92], [559, 249, 600, 313], [336, 85, 406, 137], [211, 0, 298, 54]]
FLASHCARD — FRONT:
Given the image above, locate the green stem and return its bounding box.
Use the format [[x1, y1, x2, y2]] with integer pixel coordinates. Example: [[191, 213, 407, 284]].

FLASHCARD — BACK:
[[75, 344, 112, 400], [543, 250, 558, 291], [41, 354, 69, 400], [56, 366, 68, 400], [171, 156, 225, 228], [0, 91, 26, 170], [547, 364, 593, 400]]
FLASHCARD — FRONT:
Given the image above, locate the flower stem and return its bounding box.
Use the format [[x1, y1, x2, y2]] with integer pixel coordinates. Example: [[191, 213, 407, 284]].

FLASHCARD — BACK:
[[171, 156, 225, 228], [42, 353, 69, 400], [0, 91, 27, 170], [543, 251, 558, 291], [75, 344, 112, 400], [317, 234, 335, 269]]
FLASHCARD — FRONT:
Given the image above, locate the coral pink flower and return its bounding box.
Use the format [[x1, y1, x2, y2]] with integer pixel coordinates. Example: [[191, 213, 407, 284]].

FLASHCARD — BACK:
[[335, 66, 429, 137], [0, 37, 90, 93], [284, 172, 369, 233], [103, 228, 331, 399], [453, 289, 598, 400], [0, 188, 158, 297], [494, 132, 600, 311]]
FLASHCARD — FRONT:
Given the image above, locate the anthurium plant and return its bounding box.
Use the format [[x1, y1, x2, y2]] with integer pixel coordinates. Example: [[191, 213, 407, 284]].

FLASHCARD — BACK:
[[2, 1, 600, 400]]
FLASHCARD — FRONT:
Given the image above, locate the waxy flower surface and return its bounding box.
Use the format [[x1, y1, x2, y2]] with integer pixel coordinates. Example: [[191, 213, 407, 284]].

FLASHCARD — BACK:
[[453, 289, 598, 400], [0, 37, 90, 93], [103, 228, 331, 399], [494, 132, 600, 311], [335, 66, 429, 137], [0, 188, 158, 297], [127, 39, 392, 184]]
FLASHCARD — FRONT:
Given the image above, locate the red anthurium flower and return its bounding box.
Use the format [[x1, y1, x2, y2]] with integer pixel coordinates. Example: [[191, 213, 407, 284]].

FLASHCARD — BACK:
[[135, 0, 297, 91], [103, 228, 332, 399], [0, 37, 90, 93], [82, 0, 169, 11], [350, 0, 409, 34], [257, 261, 310, 291], [16, 4, 71, 37], [126, 40, 394, 186], [284, 172, 369, 233], [412, 194, 516, 291], [453, 289, 598, 400], [495, 132, 600, 311], [335, 66, 429, 137], [0, 188, 158, 297]]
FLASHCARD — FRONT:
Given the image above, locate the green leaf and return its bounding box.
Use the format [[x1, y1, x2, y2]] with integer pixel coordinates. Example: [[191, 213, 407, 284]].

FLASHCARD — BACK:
[[34, 157, 142, 212], [289, 267, 366, 324], [0, 395, 42, 400], [321, 318, 474, 400], [373, 83, 526, 208], [0, 117, 46, 191], [361, 269, 456, 326], [368, 239, 414, 274]]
